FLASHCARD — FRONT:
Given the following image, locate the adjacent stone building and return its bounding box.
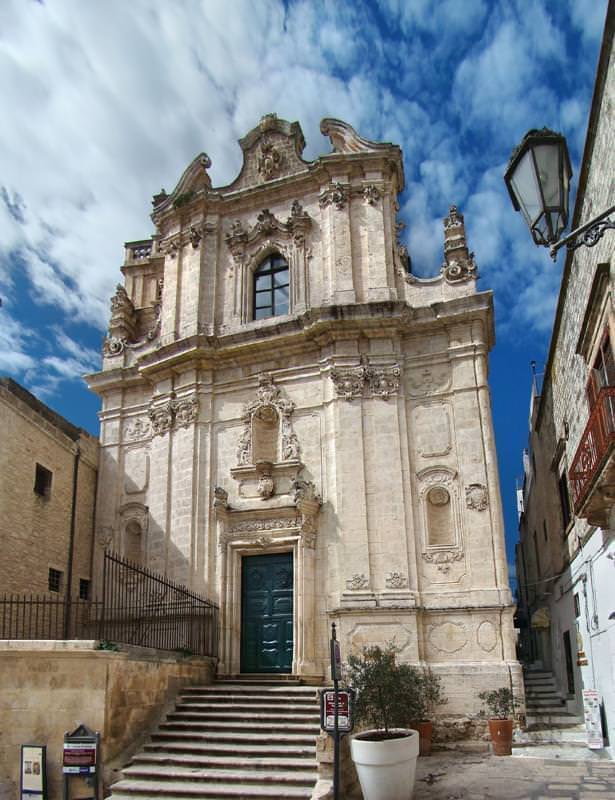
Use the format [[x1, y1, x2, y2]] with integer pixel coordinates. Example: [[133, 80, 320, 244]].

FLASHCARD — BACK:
[[87, 115, 518, 717], [0, 377, 98, 599], [516, 5, 615, 754]]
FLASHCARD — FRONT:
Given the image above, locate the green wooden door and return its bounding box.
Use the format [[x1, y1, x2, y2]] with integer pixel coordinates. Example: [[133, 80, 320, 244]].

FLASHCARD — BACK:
[[241, 552, 293, 673]]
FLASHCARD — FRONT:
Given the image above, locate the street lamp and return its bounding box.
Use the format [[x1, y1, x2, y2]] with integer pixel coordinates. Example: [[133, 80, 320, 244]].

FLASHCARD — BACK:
[[504, 127, 615, 260]]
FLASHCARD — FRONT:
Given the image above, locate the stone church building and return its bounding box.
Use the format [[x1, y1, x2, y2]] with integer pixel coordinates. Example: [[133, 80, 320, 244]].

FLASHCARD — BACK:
[[87, 115, 519, 711]]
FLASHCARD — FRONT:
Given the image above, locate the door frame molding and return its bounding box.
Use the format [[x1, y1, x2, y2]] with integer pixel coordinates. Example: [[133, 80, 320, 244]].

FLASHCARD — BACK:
[[216, 515, 319, 677]]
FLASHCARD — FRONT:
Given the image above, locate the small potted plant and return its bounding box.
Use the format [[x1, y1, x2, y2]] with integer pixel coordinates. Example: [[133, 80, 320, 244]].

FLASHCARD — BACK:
[[478, 687, 517, 755], [410, 668, 447, 756], [345, 643, 421, 800]]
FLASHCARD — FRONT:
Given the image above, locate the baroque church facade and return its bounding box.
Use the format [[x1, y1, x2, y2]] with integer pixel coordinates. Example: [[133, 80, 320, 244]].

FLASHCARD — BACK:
[[87, 115, 519, 711]]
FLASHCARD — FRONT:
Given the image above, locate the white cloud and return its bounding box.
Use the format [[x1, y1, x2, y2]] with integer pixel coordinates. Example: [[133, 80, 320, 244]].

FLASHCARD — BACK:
[[0, 0, 605, 383]]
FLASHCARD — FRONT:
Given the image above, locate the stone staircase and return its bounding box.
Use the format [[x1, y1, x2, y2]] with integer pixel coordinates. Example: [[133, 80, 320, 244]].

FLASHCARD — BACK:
[[517, 669, 587, 747], [108, 679, 321, 799]]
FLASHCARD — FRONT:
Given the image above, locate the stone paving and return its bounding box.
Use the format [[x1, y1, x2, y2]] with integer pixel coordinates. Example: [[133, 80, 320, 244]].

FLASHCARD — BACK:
[[414, 751, 615, 799]]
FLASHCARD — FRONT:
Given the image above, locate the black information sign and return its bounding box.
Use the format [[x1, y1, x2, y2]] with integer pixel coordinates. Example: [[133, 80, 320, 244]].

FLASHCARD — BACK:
[[62, 724, 100, 800]]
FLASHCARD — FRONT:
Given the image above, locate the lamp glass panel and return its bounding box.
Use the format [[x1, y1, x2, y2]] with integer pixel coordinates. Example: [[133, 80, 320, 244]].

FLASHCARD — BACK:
[[510, 150, 542, 226], [533, 143, 561, 209]]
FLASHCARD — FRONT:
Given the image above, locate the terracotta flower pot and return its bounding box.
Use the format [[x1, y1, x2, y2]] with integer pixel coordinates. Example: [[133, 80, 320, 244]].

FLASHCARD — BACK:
[[488, 718, 513, 755], [410, 721, 433, 756]]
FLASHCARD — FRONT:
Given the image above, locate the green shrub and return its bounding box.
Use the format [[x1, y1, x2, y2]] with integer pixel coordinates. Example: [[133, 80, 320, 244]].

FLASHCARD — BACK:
[[478, 687, 517, 719]]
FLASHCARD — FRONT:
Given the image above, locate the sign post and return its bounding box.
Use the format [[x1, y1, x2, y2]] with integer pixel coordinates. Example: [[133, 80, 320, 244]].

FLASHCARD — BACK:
[[582, 689, 604, 749], [62, 724, 100, 800]]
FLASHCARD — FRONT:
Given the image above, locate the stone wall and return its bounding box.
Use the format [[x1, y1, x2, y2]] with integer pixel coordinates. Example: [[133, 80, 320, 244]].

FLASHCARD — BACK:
[[0, 641, 215, 799], [0, 379, 98, 598]]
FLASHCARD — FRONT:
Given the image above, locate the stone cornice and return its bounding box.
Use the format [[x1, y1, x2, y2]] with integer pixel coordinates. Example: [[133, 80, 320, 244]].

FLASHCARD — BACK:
[[86, 294, 494, 385]]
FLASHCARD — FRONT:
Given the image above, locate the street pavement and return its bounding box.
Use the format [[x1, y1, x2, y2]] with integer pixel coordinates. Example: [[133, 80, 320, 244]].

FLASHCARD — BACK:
[[413, 748, 615, 799]]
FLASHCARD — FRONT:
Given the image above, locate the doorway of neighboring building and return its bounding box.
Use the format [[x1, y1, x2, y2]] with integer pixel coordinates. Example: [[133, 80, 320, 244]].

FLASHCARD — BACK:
[[241, 552, 293, 673], [563, 629, 575, 695]]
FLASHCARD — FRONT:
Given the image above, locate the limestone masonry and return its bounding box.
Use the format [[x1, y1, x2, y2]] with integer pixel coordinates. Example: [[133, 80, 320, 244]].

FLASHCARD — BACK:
[[86, 115, 520, 715]]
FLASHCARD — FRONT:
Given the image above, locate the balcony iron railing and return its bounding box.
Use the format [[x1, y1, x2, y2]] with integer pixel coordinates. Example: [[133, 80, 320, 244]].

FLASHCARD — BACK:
[[568, 386, 615, 512]]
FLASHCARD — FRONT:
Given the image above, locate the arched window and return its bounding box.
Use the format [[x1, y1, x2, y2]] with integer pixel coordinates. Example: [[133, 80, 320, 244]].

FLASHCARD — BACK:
[[253, 255, 289, 320]]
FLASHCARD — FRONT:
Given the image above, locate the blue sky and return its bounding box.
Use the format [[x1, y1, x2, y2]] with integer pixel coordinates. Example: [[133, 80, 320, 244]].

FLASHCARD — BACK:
[[0, 0, 609, 585]]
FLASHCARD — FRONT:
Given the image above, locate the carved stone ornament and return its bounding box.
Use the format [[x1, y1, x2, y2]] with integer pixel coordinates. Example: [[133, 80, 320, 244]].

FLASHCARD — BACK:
[[125, 417, 151, 441], [149, 400, 174, 436], [228, 517, 302, 535], [96, 525, 114, 549], [148, 392, 199, 436], [417, 467, 456, 487], [258, 140, 282, 180], [330, 358, 401, 401], [103, 335, 126, 357], [225, 204, 312, 261], [440, 204, 478, 283], [346, 573, 369, 590], [440, 256, 477, 284], [213, 486, 229, 510], [174, 395, 199, 428], [189, 225, 202, 249], [465, 483, 489, 512], [256, 462, 275, 500], [363, 184, 381, 205], [330, 364, 368, 401], [368, 366, 401, 400], [422, 550, 463, 574], [236, 374, 300, 466], [319, 182, 347, 210], [407, 363, 451, 397], [385, 571, 407, 589]]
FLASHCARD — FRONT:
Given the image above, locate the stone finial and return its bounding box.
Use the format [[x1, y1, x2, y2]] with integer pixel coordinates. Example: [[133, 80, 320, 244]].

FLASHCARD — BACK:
[[441, 205, 477, 284]]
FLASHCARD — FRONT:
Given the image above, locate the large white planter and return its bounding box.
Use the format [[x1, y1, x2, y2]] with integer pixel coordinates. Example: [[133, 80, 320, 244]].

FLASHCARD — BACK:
[[350, 728, 420, 800]]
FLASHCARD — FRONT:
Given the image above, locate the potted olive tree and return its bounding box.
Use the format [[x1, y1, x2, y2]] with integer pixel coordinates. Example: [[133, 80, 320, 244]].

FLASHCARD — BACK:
[[345, 643, 421, 800], [478, 687, 517, 755], [410, 668, 447, 756]]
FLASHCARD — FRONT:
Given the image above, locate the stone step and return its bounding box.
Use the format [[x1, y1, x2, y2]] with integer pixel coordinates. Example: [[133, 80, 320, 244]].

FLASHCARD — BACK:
[[110, 780, 313, 798], [186, 683, 318, 693], [108, 681, 320, 800], [132, 752, 318, 771], [168, 710, 320, 723], [121, 764, 316, 784], [143, 741, 316, 758], [516, 728, 588, 744], [159, 720, 320, 734], [526, 702, 567, 711], [150, 730, 317, 746]]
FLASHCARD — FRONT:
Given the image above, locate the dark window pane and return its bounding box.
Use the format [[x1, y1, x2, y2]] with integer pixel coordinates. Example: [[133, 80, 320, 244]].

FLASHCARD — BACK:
[[255, 274, 272, 292], [255, 305, 271, 320], [273, 270, 289, 288], [255, 292, 271, 308], [274, 287, 289, 310]]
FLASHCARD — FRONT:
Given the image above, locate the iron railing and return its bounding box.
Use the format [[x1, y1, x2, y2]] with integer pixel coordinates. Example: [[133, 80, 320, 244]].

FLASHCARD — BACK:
[[569, 386, 615, 512], [0, 551, 219, 658]]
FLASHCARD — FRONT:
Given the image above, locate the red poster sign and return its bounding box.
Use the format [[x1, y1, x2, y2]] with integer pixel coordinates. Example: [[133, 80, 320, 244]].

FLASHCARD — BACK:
[[321, 690, 353, 732]]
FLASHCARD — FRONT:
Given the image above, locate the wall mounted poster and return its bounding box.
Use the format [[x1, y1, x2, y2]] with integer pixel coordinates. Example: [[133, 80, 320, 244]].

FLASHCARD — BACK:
[[21, 745, 46, 799]]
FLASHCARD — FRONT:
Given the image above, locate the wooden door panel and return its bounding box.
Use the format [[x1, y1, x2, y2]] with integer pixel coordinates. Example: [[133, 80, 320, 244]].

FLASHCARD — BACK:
[[241, 552, 293, 673]]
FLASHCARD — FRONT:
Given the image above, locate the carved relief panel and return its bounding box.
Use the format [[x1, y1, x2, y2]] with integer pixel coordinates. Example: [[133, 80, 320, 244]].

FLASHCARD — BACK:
[[413, 403, 452, 458]]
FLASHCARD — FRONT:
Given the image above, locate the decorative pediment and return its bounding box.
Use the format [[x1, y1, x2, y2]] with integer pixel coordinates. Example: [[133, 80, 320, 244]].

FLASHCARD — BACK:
[[151, 153, 212, 219], [226, 114, 309, 191], [225, 202, 312, 261]]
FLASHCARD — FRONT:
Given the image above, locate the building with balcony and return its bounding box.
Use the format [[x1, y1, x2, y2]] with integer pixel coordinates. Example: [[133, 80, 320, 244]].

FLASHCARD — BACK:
[[516, 6, 615, 754]]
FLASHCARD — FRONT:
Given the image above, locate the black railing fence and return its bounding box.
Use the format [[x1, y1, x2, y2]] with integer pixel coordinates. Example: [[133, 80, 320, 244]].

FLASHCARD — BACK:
[[0, 551, 218, 658]]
